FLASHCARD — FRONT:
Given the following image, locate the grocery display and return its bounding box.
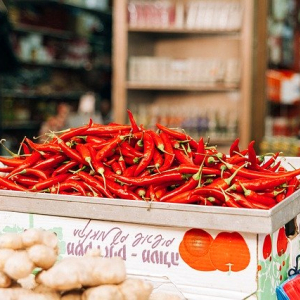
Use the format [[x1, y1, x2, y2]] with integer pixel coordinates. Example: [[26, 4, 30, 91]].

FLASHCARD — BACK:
[[0, 110, 298, 210], [2, 1, 300, 299]]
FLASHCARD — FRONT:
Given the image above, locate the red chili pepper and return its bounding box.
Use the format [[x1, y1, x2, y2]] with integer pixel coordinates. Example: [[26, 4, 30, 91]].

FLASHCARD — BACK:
[[156, 123, 198, 149], [249, 200, 273, 210], [111, 160, 122, 175], [277, 176, 300, 203], [57, 139, 87, 165], [154, 185, 167, 199], [163, 190, 191, 204], [223, 160, 300, 179], [9, 168, 48, 180], [85, 136, 107, 144], [130, 131, 144, 141], [134, 132, 155, 176], [122, 164, 138, 177], [52, 160, 78, 176], [147, 130, 164, 152], [21, 141, 31, 155], [119, 141, 143, 158], [205, 196, 223, 206], [157, 132, 175, 172], [69, 136, 84, 145], [229, 138, 240, 157], [160, 164, 203, 202], [87, 141, 111, 151], [123, 156, 140, 166], [134, 138, 143, 151], [76, 144, 94, 170], [112, 171, 184, 186], [173, 147, 194, 166], [79, 181, 101, 197], [239, 182, 277, 208], [96, 176, 141, 200], [31, 173, 70, 191], [118, 155, 126, 173], [170, 138, 180, 149], [193, 137, 205, 165], [247, 140, 257, 170], [32, 154, 67, 171], [0, 167, 14, 173], [260, 152, 280, 169], [51, 180, 87, 196], [6, 151, 42, 178], [76, 171, 113, 198], [96, 135, 126, 161], [228, 176, 290, 193], [228, 192, 255, 209], [189, 187, 226, 203], [85, 124, 132, 136], [118, 146, 140, 161], [0, 156, 25, 167], [223, 191, 242, 208], [204, 155, 219, 167], [176, 164, 222, 177], [127, 109, 141, 133], [152, 147, 164, 170], [58, 119, 92, 141], [12, 175, 39, 187], [197, 195, 215, 206], [268, 160, 282, 172], [0, 176, 28, 191], [25, 138, 61, 153], [257, 188, 285, 198], [87, 145, 108, 188], [275, 192, 286, 203], [135, 187, 146, 199], [206, 164, 245, 190], [148, 184, 159, 202], [227, 149, 248, 165]]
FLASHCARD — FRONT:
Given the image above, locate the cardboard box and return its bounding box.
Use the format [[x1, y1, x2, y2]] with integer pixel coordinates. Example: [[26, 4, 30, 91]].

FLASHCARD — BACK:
[[0, 158, 300, 299]]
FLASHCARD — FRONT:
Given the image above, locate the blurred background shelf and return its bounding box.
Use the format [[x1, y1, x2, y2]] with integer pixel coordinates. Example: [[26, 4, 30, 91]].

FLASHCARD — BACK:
[[0, 0, 112, 153]]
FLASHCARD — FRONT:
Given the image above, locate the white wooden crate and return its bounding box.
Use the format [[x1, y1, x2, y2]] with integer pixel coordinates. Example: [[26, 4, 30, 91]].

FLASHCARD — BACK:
[[0, 157, 299, 299]]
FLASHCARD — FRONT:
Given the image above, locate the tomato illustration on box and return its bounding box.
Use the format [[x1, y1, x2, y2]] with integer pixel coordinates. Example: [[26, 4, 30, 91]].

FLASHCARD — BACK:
[[179, 228, 251, 273]]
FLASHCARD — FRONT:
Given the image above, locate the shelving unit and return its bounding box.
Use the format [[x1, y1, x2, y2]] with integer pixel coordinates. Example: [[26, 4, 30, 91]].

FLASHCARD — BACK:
[[260, 0, 300, 156], [112, 0, 268, 151], [0, 0, 112, 152]]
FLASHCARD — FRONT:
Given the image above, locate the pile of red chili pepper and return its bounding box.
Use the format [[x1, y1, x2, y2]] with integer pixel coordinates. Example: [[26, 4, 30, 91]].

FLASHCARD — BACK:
[[0, 110, 299, 210]]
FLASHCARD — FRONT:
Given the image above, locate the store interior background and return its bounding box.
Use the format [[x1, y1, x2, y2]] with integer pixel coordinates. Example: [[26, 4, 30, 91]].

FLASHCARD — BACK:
[[0, 0, 299, 156]]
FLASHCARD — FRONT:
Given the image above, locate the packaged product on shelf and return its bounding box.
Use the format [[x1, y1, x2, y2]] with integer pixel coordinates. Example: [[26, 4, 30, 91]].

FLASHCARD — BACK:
[[266, 69, 300, 104], [128, 0, 176, 29], [185, 0, 242, 31], [128, 56, 240, 85]]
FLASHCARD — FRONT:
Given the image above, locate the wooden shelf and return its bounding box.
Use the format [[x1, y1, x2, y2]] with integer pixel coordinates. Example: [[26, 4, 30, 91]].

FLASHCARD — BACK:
[[11, 0, 112, 20], [112, 0, 267, 150], [12, 23, 108, 47], [18, 59, 91, 71], [2, 121, 41, 131], [17, 59, 110, 71], [128, 26, 241, 37], [2, 90, 86, 99], [126, 82, 239, 92], [12, 23, 74, 39]]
